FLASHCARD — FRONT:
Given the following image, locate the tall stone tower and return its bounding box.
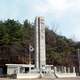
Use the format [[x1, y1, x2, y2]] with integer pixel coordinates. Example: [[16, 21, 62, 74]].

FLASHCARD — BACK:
[[35, 17, 46, 69]]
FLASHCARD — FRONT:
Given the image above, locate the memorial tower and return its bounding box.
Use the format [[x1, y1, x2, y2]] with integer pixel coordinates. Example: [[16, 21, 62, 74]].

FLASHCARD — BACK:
[[35, 17, 46, 69]]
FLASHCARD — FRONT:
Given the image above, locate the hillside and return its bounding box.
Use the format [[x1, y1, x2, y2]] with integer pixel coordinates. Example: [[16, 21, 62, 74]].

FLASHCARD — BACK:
[[0, 19, 80, 66]]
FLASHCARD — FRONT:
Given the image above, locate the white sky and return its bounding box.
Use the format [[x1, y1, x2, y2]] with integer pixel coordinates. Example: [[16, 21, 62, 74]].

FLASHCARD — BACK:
[[0, 0, 80, 41]]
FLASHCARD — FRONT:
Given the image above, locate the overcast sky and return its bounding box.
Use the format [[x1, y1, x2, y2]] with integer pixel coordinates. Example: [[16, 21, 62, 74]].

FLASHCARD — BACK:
[[0, 0, 80, 41]]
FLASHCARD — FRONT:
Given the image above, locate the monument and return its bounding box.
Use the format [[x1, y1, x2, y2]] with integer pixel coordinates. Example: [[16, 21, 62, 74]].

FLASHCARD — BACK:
[[5, 16, 76, 79], [35, 16, 46, 70]]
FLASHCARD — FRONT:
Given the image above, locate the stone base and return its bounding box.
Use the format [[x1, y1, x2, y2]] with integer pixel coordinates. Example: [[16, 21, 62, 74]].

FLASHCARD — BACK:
[[17, 73, 41, 79], [55, 73, 76, 78]]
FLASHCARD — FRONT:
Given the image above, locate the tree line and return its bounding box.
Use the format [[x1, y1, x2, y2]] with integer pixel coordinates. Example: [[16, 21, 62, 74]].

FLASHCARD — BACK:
[[0, 19, 80, 66]]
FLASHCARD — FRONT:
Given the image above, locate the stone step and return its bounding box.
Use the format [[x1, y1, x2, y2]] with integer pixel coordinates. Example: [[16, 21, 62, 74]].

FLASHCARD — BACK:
[[42, 73, 56, 78]]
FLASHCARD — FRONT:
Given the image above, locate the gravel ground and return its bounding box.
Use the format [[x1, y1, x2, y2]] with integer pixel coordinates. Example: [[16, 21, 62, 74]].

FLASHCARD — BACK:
[[0, 77, 80, 80]]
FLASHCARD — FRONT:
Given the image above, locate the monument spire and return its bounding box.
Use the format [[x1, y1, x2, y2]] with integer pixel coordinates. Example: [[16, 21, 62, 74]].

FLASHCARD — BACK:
[[35, 16, 46, 69]]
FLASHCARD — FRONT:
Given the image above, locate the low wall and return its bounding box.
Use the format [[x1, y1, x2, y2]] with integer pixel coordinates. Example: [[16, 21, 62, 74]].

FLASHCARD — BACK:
[[54, 66, 76, 78], [55, 73, 76, 78]]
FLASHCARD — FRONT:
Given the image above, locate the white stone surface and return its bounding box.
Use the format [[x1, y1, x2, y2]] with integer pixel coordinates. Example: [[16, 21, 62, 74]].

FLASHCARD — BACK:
[[55, 73, 76, 78], [35, 17, 39, 69], [7, 66, 17, 75], [17, 73, 41, 79], [35, 17, 46, 69], [6, 64, 34, 67]]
